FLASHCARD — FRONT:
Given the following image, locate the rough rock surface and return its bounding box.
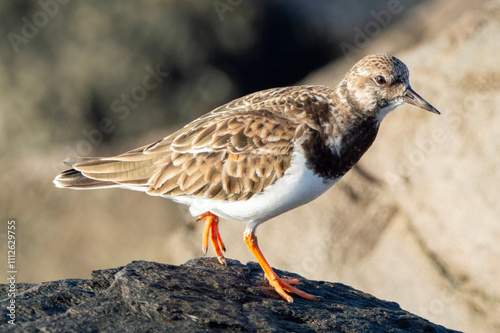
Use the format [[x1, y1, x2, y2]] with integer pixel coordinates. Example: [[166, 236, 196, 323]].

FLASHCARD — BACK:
[[0, 258, 459, 332]]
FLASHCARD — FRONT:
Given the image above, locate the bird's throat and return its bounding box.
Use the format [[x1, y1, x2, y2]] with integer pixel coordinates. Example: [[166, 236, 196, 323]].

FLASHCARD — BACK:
[[302, 115, 379, 180]]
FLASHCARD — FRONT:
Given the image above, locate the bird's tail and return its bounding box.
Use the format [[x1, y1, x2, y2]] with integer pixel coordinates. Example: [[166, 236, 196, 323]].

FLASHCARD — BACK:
[[53, 158, 123, 189], [53, 169, 122, 189], [53, 156, 154, 191]]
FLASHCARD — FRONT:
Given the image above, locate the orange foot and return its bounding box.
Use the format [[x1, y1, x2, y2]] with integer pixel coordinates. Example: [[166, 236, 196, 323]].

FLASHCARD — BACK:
[[198, 212, 226, 265], [244, 231, 320, 303]]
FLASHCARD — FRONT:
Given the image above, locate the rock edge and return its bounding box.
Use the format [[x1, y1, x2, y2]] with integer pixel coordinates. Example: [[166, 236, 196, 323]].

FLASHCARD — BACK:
[[0, 258, 461, 332]]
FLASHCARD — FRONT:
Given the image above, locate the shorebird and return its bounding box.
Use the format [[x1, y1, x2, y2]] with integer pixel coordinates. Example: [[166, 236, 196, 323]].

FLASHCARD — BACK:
[[54, 53, 439, 302]]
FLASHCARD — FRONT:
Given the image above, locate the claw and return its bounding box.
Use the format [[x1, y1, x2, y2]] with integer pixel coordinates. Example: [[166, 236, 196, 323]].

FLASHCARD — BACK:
[[198, 212, 226, 265]]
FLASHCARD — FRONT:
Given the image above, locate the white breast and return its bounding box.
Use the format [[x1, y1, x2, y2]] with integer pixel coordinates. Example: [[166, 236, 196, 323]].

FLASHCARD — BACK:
[[167, 148, 338, 230]]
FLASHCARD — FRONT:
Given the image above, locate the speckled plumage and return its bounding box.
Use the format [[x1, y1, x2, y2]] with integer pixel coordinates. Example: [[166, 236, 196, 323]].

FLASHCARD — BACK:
[[54, 53, 439, 302]]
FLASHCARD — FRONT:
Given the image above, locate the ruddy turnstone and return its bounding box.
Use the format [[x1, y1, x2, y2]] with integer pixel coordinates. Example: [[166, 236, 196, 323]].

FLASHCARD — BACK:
[[54, 53, 439, 302]]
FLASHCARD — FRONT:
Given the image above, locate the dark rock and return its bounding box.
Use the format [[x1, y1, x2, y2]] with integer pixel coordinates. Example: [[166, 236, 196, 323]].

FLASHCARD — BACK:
[[1, 258, 460, 332]]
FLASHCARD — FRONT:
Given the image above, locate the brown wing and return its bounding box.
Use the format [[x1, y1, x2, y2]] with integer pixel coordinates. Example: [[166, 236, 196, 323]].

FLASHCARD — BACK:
[[61, 85, 333, 200], [70, 110, 297, 201], [146, 109, 297, 201]]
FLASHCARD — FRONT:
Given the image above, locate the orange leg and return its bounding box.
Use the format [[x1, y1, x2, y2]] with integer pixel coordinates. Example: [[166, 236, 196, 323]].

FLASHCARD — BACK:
[[198, 212, 226, 265], [244, 230, 320, 303]]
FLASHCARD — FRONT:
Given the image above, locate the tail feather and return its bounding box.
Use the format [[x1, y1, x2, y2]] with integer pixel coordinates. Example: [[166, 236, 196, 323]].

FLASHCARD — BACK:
[[53, 168, 121, 189], [61, 157, 103, 167], [77, 160, 158, 182], [54, 155, 157, 190]]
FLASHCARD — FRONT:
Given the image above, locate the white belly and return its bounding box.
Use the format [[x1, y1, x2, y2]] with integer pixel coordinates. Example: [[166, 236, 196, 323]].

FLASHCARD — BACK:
[[167, 149, 338, 229]]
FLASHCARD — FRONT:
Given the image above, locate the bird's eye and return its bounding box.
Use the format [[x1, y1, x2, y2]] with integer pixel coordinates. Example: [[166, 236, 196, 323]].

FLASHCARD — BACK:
[[374, 75, 387, 85]]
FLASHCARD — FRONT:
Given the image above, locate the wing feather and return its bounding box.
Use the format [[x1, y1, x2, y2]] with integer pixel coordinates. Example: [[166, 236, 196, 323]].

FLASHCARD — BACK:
[[55, 85, 335, 199], [145, 110, 297, 200]]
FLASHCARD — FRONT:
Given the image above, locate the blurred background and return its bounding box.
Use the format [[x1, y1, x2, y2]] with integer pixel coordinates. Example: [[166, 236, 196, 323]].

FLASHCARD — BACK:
[[1, 0, 499, 331]]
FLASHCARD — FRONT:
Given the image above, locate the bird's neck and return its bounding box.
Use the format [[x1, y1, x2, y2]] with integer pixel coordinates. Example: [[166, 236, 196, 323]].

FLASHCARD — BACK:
[[301, 84, 380, 180], [325, 83, 379, 148]]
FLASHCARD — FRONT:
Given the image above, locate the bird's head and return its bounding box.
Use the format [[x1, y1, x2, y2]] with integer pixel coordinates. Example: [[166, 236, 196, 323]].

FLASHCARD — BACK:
[[341, 53, 440, 123]]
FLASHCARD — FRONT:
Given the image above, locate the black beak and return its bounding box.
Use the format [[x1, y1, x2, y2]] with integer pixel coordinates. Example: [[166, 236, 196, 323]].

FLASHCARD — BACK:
[[403, 87, 440, 115]]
